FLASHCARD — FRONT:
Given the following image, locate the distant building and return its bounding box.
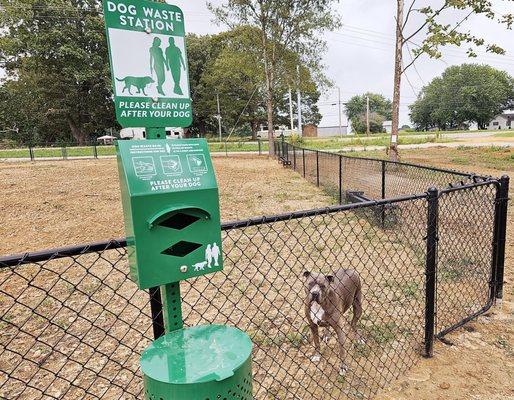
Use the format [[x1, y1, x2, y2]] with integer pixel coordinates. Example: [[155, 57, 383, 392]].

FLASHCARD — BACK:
[[257, 126, 298, 138], [488, 109, 514, 130], [383, 121, 392, 134], [317, 125, 350, 137], [302, 124, 318, 137]]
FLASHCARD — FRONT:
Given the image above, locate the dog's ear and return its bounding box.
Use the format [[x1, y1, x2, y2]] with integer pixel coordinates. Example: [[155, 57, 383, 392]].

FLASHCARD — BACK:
[[303, 271, 311, 278], [326, 275, 335, 283]]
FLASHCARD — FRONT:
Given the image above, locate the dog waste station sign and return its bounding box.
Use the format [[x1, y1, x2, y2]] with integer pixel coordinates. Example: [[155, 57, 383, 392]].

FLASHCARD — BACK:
[[104, 1, 253, 398], [103, 0, 192, 128]]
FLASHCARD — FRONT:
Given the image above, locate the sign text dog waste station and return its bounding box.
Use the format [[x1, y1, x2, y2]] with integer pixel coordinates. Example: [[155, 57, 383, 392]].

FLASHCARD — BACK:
[[117, 138, 223, 289], [103, 0, 192, 127]]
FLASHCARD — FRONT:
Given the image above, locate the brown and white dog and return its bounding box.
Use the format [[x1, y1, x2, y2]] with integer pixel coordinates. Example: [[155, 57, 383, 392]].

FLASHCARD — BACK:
[[303, 269, 363, 375]]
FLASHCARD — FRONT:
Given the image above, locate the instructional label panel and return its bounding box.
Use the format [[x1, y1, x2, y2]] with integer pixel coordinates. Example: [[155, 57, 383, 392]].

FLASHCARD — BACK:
[[117, 139, 216, 195]]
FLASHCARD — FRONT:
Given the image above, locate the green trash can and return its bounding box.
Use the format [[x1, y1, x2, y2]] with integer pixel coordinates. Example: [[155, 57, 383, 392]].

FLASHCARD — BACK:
[[141, 324, 253, 400]]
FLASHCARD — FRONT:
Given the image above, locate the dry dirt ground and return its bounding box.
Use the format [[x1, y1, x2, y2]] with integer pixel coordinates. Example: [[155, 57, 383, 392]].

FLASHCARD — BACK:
[[0, 155, 333, 255], [0, 152, 512, 399]]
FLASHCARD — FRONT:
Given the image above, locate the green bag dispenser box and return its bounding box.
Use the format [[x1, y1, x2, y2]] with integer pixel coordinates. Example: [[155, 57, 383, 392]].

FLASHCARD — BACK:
[[116, 138, 223, 289]]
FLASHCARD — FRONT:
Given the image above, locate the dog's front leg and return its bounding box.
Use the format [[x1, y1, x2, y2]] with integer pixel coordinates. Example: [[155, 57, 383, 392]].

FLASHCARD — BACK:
[[309, 324, 321, 362]]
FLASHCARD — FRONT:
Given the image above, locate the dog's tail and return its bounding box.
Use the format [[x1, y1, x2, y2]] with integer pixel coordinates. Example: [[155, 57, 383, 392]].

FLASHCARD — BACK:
[[115, 77, 125, 82]]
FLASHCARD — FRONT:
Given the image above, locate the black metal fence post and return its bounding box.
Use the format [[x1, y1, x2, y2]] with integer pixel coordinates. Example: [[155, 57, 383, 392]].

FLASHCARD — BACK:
[[293, 146, 297, 170], [302, 149, 306, 177], [495, 175, 509, 299], [381, 160, 386, 199], [316, 151, 320, 187], [258, 139, 262, 156], [29, 146, 34, 161], [149, 286, 165, 339], [62, 146, 67, 160], [339, 155, 343, 204], [424, 187, 439, 358], [381, 160, 386, 227], [93, 144, 98, 159]]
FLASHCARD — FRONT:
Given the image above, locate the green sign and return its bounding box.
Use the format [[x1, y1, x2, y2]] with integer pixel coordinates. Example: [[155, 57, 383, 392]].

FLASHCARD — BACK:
[[117, 139, 223, 289], [103, 0, 192, 128]]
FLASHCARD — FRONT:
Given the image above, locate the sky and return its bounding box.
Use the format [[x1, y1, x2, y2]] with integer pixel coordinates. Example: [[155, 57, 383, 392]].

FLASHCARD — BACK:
[[170, 0, 514, 127]]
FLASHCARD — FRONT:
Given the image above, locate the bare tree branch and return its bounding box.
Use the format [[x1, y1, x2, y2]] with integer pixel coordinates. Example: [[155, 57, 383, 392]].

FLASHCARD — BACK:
[[402, 3, 449, 44], [402, 0, 417, 30]]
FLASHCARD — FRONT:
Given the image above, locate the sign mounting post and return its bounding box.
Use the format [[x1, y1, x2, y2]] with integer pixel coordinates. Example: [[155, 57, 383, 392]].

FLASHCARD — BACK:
[[103, 0, 194, 333]]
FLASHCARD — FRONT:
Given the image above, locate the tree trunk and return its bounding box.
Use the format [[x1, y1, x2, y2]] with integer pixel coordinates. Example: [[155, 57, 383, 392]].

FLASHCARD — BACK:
[[390, 0, 404, 162], [67, 116, 87, 145], [251, 120, 258, 140]]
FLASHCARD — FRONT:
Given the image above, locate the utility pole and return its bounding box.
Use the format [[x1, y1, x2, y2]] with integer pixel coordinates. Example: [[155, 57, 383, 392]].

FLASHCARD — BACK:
[[366, 95, 370, 136], [288, 88, 295, 133], [216, 92, 222, 142], [390, 0, 404, 160], [338, 86, 343, 139], [296, 65, 303, 137]]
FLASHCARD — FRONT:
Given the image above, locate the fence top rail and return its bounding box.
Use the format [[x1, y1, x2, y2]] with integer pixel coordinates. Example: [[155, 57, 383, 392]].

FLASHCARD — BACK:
[[0, 191, 428, 268], [439, 178, 500, 195], [284, 142, 489, 180]]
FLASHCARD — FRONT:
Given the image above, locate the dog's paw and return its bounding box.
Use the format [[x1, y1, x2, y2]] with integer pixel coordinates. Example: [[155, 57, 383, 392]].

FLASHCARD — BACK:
[[339, 364, 349, 376], [310, 354, 321, 363]]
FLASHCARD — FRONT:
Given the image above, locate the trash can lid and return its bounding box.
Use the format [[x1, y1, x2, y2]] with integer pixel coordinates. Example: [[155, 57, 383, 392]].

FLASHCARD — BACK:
[[141, 324, 253, 384]]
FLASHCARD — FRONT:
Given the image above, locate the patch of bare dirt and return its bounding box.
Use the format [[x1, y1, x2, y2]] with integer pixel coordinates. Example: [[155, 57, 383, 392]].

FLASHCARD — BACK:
[[0, 155, 333, 255]]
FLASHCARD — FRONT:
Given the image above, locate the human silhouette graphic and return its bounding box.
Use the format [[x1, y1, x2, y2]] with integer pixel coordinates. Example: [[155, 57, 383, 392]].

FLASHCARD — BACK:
[[212, 243, 220, 267], [149, 37, 166, 96], [205, 244, 213, 268], [165, 37, 186, 96]]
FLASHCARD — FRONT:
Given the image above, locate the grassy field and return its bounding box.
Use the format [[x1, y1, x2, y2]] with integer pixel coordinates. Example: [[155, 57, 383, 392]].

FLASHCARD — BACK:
[[346, 145, 514, 173], [0, 142, 271, 158], [3, 128, 512, 159]]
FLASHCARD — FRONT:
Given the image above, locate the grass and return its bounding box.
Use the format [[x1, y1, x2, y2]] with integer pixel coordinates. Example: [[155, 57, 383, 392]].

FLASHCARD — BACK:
[[295, 135, 451, 151], [346, 145, 514, 172], [0, 141, 270, 159], [494, 130, 514, 138]]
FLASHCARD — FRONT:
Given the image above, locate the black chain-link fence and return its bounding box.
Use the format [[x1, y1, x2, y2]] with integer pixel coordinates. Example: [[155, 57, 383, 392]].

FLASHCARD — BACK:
[[0, 145, 508, 399], [277, 141, 485, 202]]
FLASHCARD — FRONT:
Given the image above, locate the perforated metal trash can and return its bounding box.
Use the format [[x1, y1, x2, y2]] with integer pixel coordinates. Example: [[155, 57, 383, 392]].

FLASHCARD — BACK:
[[141, 325, 253, 400]]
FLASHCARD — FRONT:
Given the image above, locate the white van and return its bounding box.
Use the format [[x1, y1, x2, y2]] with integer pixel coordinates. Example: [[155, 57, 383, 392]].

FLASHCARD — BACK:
[[120, 127, 184, 140]]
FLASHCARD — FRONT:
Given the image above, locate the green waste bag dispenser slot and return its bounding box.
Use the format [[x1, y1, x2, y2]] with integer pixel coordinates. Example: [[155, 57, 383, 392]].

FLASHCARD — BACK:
[[117, 139, 223, 289], [116, 138, 253, 400]]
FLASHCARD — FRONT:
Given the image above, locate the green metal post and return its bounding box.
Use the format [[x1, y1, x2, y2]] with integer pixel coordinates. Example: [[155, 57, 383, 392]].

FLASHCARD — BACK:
[[161, 282, 184, 332], [146, 125, 184, 333]]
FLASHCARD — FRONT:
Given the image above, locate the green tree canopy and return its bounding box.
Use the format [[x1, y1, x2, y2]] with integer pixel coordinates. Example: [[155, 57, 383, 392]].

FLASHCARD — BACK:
[[187, 26, 322, 139], [410, 64, 514, 131], [0, 0, 116, 145], [351, 112, 386, 135], [345, 93, 392, 134]]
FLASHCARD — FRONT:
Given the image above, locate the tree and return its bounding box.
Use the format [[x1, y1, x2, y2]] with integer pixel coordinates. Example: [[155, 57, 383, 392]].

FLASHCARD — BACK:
[[410, 64, 514, 131], [345, 92, 392, 133], [187, 26, 323, 139], [390, 0, 513, 160], [209, 0, 340, 155], [352, 112, 386, 134], [0, 1, 117, 145]]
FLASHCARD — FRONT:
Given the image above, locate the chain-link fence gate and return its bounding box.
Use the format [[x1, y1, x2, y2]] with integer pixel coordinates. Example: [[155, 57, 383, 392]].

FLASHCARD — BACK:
[[0, 144, 509, 399]]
